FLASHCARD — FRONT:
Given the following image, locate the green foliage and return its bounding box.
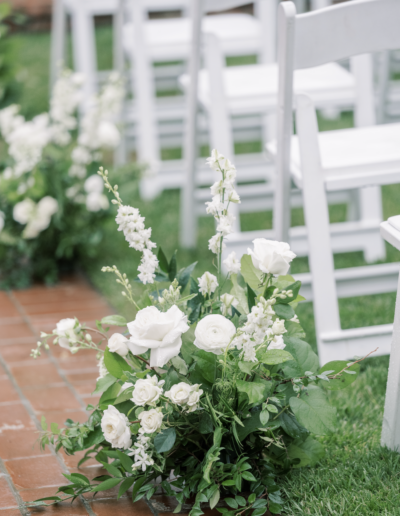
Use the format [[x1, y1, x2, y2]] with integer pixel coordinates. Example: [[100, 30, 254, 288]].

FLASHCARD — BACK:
[[104, 347, 132, 379]]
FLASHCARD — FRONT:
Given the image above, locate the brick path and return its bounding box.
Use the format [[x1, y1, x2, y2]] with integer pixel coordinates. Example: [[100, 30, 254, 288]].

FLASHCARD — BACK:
[[0, 276, 185, 516]]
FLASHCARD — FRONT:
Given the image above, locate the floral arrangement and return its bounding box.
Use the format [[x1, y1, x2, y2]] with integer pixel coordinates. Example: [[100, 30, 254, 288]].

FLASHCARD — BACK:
[[28, 151, 363, 515], [0, 70, 124, 288]]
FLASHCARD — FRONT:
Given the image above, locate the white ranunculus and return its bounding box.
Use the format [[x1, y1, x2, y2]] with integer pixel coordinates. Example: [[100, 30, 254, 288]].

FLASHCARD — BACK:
[[165, 382, 191, 406], [268, 335, 286, 350], [194, 314, 236, 355], [86, 192, 109, 212], [248, 239, 296, 276], [13, 198, 35, 224], [0, 211, 4, 233], [84, 174, 104, 194], [97, 120, 120, 148], [101, 405, 132, 449], [198, 271, 218, 296], [108, 333, 129, 357], [55, 318, 77, 350], [271, 318, 286, 335], [127, 305, 189, 368], [138, 408, 163, 434], [131, 376, 164, 407]]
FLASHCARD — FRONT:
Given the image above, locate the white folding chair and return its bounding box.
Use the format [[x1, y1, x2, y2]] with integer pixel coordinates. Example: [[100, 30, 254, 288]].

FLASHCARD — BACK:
[[381, 216, 400, 452], [281, 0, 400, 364]]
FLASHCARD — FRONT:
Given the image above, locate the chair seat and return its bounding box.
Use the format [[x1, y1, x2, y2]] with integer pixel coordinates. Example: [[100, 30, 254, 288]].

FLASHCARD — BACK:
[[180, 62, 355, 115], [123, 13, 261, 62], [286, 123, 400, 191]]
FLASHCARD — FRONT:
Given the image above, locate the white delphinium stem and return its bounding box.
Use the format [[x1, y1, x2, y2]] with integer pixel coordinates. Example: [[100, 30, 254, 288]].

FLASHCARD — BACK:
[[98, 167, 158, 287], [205, 149, 240, 279]]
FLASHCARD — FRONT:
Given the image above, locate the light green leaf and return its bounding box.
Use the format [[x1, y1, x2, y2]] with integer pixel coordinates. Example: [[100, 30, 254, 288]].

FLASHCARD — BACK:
[[236, 380, 266, 405], [260, 410, 270, 426], [104, 347, 132, 379], [273, 304, 295, 320], [92, 373, 117, 396], [171, 356, 188, 375], [258, 349, 294, 365], [41, 415, 47, 431], [101, 315, 127, 327], [238, 361, 256, 374], [240, 254, 263, 291], [230, 274, 249, 315], [287, 435, 325, 467], [319, 360, 360, 390], [282, 337, 319, 377], [289, 385, 337, 435], [210, 488, 220, 509]]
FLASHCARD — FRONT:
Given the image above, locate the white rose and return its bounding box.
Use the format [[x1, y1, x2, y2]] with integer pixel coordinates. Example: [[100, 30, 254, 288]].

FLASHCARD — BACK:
[[138, 408, 163, 434], [101, 405, 132, 449], [13, 198, 35, 224], [84, 174, 104, 194], [268, 335, 286, 350], [127, 305, 189, 368], [194, 314, 236, 355], [55, 318, 77, 350], [271, 318, 286, 335], [223, 251, 241, 274], [131, 376, 164, 406], [97, 120, 121, 148], [198, 271, 218, 296], [248, 239, 296, 276], [165, 382, 191, 406], [186, 385, 203, 412], [108, 333, 129, 357]]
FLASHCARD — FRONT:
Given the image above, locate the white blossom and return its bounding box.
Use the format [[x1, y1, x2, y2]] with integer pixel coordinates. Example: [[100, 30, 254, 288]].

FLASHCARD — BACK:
[[248, 239, 296, 276], [194, 314, 236, 355], [131, 375, 164, 407], [138, 408, 163, 434], [101, 405, 132, 449], [220, 293, 238, 316], [223, 251, 241, 274], [198, 271, 218, 296]]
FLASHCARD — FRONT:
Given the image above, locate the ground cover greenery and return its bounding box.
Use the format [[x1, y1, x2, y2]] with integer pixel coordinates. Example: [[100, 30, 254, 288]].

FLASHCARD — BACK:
[[6, 24, 400, 515]]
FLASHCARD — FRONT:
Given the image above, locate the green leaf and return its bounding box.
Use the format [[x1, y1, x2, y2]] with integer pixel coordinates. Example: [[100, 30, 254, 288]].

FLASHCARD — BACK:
[[81, 426, 105, 449], [99, 382, 121, 406], [104, 347, 132, 379], [170, 356, 188, 375], [240, 254, 263, 291], [258, 349, 294, 365], [273, 304, 295, 320], [260, 410, 270, 426], [93, 477, 122, 492], [278, 411, 308, 439], [163, 366, 182, 391], [319, 360, 360, 390], [195, 350, 217, 384], [50, 422, 59, 434], [287, 435, 325, 467], [282, 337, 319, 377], [176, 261, 197, 291], [236, 380, 266, 405], [101, 315, 127, 327], [158, 247, 169, 273], [154, 427, 176, 453], [235, 496, 246, 506], [241, 471, 256, 482], [104, 463, 123, 478], [284, 320, 306, 339], [275, 281, 301, 304], [289, 385, 337, 435], [238, 361, 256, 375], [210, 488, 220, 509], [230, 273, 249, 315], [237, 411, 262, 441], [225, 498, 238, 509], [41, 415, 47, 431], [92, 373, 117, 396], [252, 508, 267, 516], [118, 477, 135, 499], [168, 251, 177, 281], [247, 284, 257, 311], [131, 477, 146, 501], [63, 473, 90, 485], [199, 412, 214, 434]]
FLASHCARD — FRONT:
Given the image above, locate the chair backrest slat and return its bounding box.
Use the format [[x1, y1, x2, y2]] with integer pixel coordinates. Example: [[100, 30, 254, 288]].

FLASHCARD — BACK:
[[294, 0, 400, 69]]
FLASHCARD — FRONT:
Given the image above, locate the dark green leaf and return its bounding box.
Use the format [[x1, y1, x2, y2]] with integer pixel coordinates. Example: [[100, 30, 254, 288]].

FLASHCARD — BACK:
[[199, 412, 214, 434], [279, 411, 308, 439], [287, 435, 325, 467], [177, 261, 197, 291], [132, 477, 146, 501], [93, 477, 121, 492], [168, 251, 177, 281], [247, 284, 256, 310], [273, 304, 295, 320], [289, 385, 337, 435], [117, 451, 134, 471], [242, 471, 256, 482], [81, 426, 105, 449], [118, 477, 135, 499], [154, 427, 176, 453], [319, 360, 360, 390], [101, 315, 127, 327], [268, 502, 282, 514], [236, 380, 266, 405], [252, 508, 267, 516], [158, 247, 169, 273], [237, 411, 262, 441], [235, 496, 246, 506], [282, 337, 319, 377], [195, 350, 217, 384], [103, 463, 123, 478], [225, 498, 238, 509], [104, 347, 132, 379]]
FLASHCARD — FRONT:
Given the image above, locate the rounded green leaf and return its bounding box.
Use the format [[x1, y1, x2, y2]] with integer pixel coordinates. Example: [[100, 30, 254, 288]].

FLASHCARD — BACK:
[[154, 427, 176, 453], [289, 385, 337, 435], [259, 349, 294, 365]]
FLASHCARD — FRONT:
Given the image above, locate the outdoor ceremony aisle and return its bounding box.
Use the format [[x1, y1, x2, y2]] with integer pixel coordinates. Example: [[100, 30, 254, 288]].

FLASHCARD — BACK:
[[0, 277, 193, 516]]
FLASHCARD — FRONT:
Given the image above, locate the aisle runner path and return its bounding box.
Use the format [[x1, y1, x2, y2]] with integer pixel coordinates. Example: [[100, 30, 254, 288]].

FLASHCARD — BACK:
[[0, 276, 183, 516]]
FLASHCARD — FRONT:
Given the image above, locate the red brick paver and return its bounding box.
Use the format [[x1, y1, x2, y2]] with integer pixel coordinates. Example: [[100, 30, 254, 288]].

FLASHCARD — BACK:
[[0, 276, 184, 516]]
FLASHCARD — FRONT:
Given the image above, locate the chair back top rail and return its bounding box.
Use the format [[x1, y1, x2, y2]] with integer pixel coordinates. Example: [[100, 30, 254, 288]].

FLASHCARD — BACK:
[[293, 0, 400, 69]]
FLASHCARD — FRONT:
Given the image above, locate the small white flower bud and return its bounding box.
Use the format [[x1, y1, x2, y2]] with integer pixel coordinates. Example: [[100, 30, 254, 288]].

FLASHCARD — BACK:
[[85, 334, 92, 341]]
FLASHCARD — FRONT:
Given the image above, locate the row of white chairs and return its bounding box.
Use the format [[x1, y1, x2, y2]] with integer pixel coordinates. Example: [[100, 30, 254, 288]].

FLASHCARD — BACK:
[[50, 0, 400, 366]]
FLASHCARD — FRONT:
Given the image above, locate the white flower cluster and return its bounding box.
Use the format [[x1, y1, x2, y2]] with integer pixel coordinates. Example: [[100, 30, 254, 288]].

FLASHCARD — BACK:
[[165, 382, 203, 413], [13, 196, 58, 239], [233, 297, 287, 362], [50, 70, 83, 146], [84, 174, 109, 212], [97, 355, 108, 380], [220, 293, 239, 316], [69, 72, 124, 179], [205, 149, 240, 255], [0, 107, 52, 179], [115, 205, 158, 284], [198, 271, 218, 296], [128, 434, 154, 472]]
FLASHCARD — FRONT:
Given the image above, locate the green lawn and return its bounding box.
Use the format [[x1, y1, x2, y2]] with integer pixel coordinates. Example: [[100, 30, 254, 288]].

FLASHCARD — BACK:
[[8, 26, 400, 516]]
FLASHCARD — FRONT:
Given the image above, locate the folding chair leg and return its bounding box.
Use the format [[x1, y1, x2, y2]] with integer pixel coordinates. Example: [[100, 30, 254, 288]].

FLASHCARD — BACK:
[[359, 185, 386, 262]]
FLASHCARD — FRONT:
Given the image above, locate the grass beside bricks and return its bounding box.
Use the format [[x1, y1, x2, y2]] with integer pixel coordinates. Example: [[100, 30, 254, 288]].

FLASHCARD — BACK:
[[8, 26, 400, 516]]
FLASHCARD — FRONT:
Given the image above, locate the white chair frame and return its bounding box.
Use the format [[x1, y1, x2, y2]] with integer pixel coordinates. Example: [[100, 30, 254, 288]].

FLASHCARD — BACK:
[[381, 216, 400, 452], [284, 0, 400, 364]]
